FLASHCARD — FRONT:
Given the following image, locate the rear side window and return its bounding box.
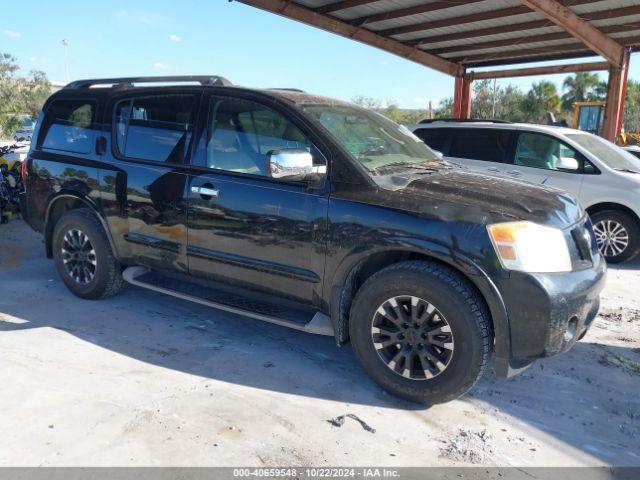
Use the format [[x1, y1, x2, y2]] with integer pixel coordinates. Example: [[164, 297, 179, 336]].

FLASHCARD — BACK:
[[38, 99, 96, 154], [413, 128, 449, 152], [114, 95, 195, 163], [449, 128, 513, 163]]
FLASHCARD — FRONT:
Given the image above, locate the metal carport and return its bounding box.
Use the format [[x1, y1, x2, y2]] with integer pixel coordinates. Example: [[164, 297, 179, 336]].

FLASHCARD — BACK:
[[235, 0, 640, 141]]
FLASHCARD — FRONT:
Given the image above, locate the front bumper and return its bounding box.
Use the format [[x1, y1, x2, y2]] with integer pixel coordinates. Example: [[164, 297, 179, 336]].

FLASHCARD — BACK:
[[493, 252, 606, 378]]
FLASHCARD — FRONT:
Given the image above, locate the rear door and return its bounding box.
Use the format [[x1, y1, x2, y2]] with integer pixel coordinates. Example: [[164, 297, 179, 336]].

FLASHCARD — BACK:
[[99, 90, 199, 272], [505, 130, 585, 197], [185, 93, 329, 305], [446, 128, 515, 175]]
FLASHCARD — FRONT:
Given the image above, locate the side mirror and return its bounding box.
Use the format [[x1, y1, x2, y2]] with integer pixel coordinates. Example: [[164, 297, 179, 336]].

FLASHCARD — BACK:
[[557, 156, 579, 171], [267, 149, 326, 179]]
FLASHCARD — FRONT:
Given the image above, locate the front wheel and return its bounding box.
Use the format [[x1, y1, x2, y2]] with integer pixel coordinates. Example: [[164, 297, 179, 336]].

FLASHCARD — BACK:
[[591, 210, 640, 264], [52, 208, 125, 299], [349, 261, 492, 404]]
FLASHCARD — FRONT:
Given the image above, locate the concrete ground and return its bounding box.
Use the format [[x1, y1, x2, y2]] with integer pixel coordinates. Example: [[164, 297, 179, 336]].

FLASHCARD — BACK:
[[0, 219, 638, 467]]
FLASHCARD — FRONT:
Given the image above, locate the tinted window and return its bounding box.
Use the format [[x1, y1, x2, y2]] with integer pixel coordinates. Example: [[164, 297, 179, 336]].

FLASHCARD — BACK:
[[515, 132, 580, 172], [413, 128, 449, 152], [39, 99, 95, 154], [449, 129, 512, 163], [194, 98, 312, 176], [115, 95, 195, 163]]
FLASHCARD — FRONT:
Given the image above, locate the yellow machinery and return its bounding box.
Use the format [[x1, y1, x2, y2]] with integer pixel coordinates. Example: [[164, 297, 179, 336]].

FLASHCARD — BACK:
[[573, 101, 605, 136], [573, 102, 640, 146]]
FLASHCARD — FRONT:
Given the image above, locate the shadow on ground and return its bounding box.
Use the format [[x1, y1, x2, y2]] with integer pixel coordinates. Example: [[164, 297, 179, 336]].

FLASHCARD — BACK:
[[1, 219, 639, 465]]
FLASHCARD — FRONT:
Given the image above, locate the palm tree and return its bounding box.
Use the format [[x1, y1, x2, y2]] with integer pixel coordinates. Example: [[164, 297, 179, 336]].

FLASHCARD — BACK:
[[561, 72, 604, 112], [520, 81, 561, 122]]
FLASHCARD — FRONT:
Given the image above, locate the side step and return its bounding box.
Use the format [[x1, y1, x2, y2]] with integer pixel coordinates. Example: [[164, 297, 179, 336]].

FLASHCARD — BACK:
[[122, 266, 334, 336]]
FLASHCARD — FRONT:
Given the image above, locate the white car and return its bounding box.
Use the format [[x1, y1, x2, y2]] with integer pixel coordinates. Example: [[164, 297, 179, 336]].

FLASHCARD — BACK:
[[409, 120, 640, 263]]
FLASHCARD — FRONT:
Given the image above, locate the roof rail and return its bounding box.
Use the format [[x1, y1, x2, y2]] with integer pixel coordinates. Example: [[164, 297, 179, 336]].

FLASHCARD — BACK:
[[419, 118, 511, 124], [64, 75, 232, 89], [267, 88, 306, 93]]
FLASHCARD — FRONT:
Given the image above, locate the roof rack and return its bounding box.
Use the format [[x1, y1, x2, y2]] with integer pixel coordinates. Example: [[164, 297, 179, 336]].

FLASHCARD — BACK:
[[419, 118, 511, 124], [64, 75, 232, 89]]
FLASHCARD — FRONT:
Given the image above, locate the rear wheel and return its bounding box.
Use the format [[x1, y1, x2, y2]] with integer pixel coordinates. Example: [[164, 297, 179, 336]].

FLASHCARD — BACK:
[[349, 261, 491, 404], [52, 209, 125, 299], [591, 210, 640, 264]]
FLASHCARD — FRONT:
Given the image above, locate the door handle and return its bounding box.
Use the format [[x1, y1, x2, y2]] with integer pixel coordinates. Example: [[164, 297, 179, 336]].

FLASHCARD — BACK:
[[191, 185, 219, 199], [506, 170, 522, 177], [487, 167, 500, 172]]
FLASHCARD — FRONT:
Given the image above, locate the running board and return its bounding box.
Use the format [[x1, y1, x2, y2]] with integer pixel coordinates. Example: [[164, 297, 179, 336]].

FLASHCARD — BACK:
[[122, 266, 334, 336]]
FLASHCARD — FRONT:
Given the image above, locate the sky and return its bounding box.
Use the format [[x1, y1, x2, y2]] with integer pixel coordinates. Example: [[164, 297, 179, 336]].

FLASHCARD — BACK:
[[1, 0, 639, 109]]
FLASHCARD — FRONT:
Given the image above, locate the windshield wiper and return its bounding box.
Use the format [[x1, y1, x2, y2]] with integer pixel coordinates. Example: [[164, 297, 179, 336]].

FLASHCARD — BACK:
[[614, 168, 640, 174]]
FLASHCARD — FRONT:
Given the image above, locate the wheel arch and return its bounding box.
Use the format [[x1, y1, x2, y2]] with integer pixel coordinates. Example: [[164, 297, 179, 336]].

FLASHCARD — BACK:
[[44, 193, 119, 260], [329, 245, 510, 360], [585, 202, 640, 223]]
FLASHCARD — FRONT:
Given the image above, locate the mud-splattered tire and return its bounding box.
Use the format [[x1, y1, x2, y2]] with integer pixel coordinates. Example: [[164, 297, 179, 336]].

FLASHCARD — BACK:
[[52, 208, 125, 299], [349, 261, 491, 404]]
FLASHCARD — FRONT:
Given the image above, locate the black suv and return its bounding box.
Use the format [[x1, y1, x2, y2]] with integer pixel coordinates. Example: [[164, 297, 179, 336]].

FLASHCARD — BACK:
[[22, 76, 606, 403]]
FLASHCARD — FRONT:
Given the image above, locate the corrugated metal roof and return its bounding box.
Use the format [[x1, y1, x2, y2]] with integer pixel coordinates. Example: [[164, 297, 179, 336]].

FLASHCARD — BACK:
[[245, 0, 640, 69]]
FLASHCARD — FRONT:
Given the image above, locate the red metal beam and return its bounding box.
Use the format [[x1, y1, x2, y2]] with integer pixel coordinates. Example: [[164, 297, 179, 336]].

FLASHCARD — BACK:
[[469, 61, 609, 80], [236, 0, 463, 76], [453, 74, 472, 119], [407, 6, 640, 47], [426, 23, 640, 56], [315, 0, 380, 15], [348, 0, 486, 26], [602, 50, 631, 141], [518, 0, 625, 66], [452, 35, 640, 64], [378, 0, 598, 38]]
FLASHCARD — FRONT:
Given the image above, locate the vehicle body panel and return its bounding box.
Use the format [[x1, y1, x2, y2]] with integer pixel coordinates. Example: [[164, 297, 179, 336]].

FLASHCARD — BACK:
[[23, 85, 607, 379]]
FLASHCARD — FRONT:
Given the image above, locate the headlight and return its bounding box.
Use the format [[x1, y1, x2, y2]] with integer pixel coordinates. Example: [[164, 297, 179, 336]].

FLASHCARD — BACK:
[[487, 221, 572, 273]]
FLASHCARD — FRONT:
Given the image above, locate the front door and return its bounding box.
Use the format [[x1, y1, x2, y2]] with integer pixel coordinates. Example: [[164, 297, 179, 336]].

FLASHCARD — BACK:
[[506, 131, 584, 198], [100, 92, 199, 272], [186, 94, 329, 305]]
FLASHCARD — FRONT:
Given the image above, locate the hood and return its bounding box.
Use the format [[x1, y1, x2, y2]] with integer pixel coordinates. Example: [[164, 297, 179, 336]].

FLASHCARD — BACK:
[[370, 167, 583, 229]]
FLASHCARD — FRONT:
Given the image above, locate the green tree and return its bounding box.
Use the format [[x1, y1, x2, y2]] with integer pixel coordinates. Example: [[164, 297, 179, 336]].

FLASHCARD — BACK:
[[351, 96, 382, 109], [520, 81, 561, 123], [0, 52, 53, 139], [561, 72, 604, 112], [623, 79, 640, 134]]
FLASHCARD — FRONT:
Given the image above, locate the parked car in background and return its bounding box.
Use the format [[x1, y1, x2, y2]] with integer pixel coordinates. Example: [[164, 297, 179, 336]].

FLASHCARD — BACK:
[[12, 117, 34, 143], [22, 77, 605, 403], [410, 120, 640, 263]]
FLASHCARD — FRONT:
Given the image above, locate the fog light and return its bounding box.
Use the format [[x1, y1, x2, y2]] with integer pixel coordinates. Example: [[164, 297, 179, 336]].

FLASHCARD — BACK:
[[564, 316, 578, 342]]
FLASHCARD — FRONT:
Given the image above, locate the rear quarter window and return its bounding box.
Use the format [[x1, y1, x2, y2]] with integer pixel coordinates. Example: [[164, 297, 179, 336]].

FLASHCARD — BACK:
[[413, 128, 449, 152], [38, 99, 96, 154], [449, 128, 513, 163]]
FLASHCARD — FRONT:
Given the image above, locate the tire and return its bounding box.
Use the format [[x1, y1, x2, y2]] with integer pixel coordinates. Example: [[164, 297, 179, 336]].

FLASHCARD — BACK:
[[590, 210, 640, 264], [52, 208, 125, 299], [349, 261, 491, 404]]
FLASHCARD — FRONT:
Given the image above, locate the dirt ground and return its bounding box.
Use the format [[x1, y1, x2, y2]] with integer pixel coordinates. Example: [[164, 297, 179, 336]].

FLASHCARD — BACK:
[[0, 218, 638, 467]]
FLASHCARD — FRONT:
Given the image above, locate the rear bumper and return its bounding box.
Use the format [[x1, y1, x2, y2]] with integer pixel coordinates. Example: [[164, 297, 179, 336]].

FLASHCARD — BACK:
[[493, 253, 606, 378]]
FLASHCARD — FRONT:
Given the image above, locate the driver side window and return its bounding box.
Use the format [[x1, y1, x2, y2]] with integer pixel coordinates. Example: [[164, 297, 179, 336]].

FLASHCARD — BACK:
[[194, 98, 312, 177], [514, 132, 580, 172]]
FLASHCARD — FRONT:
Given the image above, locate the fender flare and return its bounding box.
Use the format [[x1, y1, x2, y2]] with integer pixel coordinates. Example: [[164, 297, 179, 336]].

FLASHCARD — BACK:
[[44, 193, 120, 261], [328, 239, 512, 360]]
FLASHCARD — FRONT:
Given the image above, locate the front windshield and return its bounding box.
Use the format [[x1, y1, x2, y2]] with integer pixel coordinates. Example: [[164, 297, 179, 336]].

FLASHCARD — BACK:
[[565, 133, 640, 173], [302, 104, 440, 174]]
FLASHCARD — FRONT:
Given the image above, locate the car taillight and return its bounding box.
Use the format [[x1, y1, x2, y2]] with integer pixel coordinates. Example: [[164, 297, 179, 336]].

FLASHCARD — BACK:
[[20, 159, 28, 181]]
